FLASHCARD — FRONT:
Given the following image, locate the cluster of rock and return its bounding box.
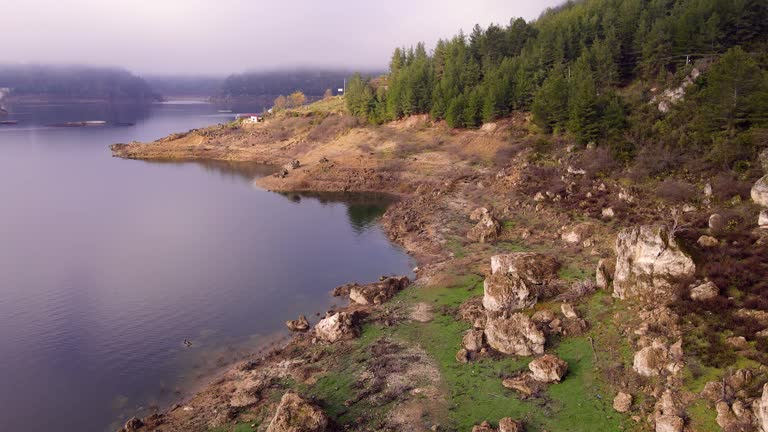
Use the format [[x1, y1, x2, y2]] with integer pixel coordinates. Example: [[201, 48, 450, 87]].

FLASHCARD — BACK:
[[471, 418, 524, 432], [348, 276, 410, 305], [700, 372, 768, 432]]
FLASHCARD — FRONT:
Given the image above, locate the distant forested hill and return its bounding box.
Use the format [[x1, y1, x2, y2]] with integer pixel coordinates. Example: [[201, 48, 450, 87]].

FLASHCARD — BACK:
[[218, 70, 381, 98], [144, 75, 224, 98], [0, 65, 161, 103]]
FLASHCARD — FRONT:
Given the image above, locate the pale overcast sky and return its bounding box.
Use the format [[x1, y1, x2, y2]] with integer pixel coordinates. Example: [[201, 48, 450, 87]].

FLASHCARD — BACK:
[[3, 0, 563, 75]]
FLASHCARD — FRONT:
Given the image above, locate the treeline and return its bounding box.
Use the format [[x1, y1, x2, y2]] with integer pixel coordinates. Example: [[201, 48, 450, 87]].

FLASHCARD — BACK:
[[346, 0, 768, 146], [0, 65, 160, 102], [220, 70, 378, 98]]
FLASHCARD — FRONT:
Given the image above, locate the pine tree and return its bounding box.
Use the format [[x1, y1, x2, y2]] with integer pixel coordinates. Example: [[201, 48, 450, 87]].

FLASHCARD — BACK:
[[567, 55, 600, 143]]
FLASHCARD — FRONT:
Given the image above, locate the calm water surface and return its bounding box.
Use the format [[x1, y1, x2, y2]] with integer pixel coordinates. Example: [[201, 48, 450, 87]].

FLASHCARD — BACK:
[[0, 102, 414, 431]]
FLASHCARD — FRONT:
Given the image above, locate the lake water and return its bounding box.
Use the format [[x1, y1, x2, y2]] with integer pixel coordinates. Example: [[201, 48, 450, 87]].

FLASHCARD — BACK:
[[0, 102, 414, 432]]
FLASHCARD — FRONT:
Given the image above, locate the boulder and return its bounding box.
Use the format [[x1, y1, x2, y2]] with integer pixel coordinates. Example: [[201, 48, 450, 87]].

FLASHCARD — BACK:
[[561, 303, 578, 319], [697, 235, 719, 247], [314, 312, 359, 343], [613, 392, 632, 413], [490, 252, 560, 284], [498, 418, 523, 432], [462, 329, 485, 352], [717, 400, 756, 432], [752, 175, 768, 207], [760, 148, 768, 173], [655, 415, 684, 432], [754, 383, 768, 432], [531, 309, 556, 324], [690, 281, 719, 301], [455, 348, 470, 363], [502, 374, 538, 398], [467, 208, 502, 243], [484, 253, 559, 312], [595, 258, 613, 289], [484, 313, 545, 356], [602, 207, 615, 219], [483, 272, 537, 312], [528, 354, 568, 383], [760, 210, 768, 227], [471, 421, 496, 432], [709, 213, 725, 232], [349, 276, 410, 305], [613, 225, 695, 304], [266, 391, 328, 432], [633, 340, 680, 377], [286, 315, 310, 332]]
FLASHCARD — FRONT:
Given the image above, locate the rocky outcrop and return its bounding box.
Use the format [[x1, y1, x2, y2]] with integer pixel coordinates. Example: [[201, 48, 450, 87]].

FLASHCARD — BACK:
[[760, 210, 768, 227], [484, 253, 560, 312], [349, 276, 410, 305], [314, 312, 360, 343], [286, 315, 310, 332], [752, 176, 768, 207], [613, 392, 632, 413], [613, 225, 695, 304], [266, 391, 328, 432], [655, 415, 684, 432], [120, 417, 143, 432], [689, 281, 719, 301], [467, 207, 502, 243], [528, 354, 568, 383], [484, 313, 545, 356], [471, 418, 523, 432]]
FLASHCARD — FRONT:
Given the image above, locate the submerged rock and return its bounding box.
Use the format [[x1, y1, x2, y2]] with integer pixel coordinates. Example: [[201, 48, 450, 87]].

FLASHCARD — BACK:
[[266, 391, 328, 432], [484, 313, 545, 356], [613, 225, 695, 304], [314, 312, 360, 343], [286, 315, 310, 332]]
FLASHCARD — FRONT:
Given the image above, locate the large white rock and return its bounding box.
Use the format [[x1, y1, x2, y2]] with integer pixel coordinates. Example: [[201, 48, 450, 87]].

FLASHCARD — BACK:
[[613, 225, 695, 304], [484, 313, 545, 356], [760, 210, 768, 227], [690, 281, 719, 301], [753, 175, 768, 207], [314, 312, 359, 343]]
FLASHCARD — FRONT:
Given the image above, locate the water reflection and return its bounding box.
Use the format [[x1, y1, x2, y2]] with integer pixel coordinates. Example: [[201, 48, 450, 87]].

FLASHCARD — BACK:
[[279, 191, 395, 232]]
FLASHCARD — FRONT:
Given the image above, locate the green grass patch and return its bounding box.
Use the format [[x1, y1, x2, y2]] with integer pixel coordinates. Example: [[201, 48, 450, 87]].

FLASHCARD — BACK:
[[557, 264, 591, 282], [391, 276, 633, 431], [495, 241, 528, 253], [687, 400, 720, 432], [446, 238, 467, 259]]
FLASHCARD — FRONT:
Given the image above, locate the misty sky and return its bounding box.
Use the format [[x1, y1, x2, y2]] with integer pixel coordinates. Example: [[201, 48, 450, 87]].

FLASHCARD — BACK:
[[5, 0, 563, 75]]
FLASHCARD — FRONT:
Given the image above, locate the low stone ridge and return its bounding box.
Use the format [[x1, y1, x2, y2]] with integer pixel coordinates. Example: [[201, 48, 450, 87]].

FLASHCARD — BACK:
[[349, 276, 410, 305], [484, 313, 545, 356], [314, 311, 360, 343], [613, 225, 695, 304], [471, 418, 523, 432], [266, 391, 328, 432], [528, 354, 568, 383], [286, 315, 310, 332]]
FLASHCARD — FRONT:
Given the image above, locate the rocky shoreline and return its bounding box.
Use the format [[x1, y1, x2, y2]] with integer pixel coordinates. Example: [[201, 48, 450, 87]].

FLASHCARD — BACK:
[[112, 100, 768, 432]]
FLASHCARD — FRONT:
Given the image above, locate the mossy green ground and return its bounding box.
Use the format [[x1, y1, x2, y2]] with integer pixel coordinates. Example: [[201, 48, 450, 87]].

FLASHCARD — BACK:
[[383, 274, 635, 431]]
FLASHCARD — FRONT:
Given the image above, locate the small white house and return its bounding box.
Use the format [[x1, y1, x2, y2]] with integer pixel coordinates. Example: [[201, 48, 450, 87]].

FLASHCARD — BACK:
[[236, 113, 261, 123]]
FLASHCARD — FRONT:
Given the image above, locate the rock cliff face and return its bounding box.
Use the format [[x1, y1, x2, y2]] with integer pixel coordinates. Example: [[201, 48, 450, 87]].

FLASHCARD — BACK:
[[753, 176, 768, 207], [756, 384, 768, 432], [613, 225, 695, 304]]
